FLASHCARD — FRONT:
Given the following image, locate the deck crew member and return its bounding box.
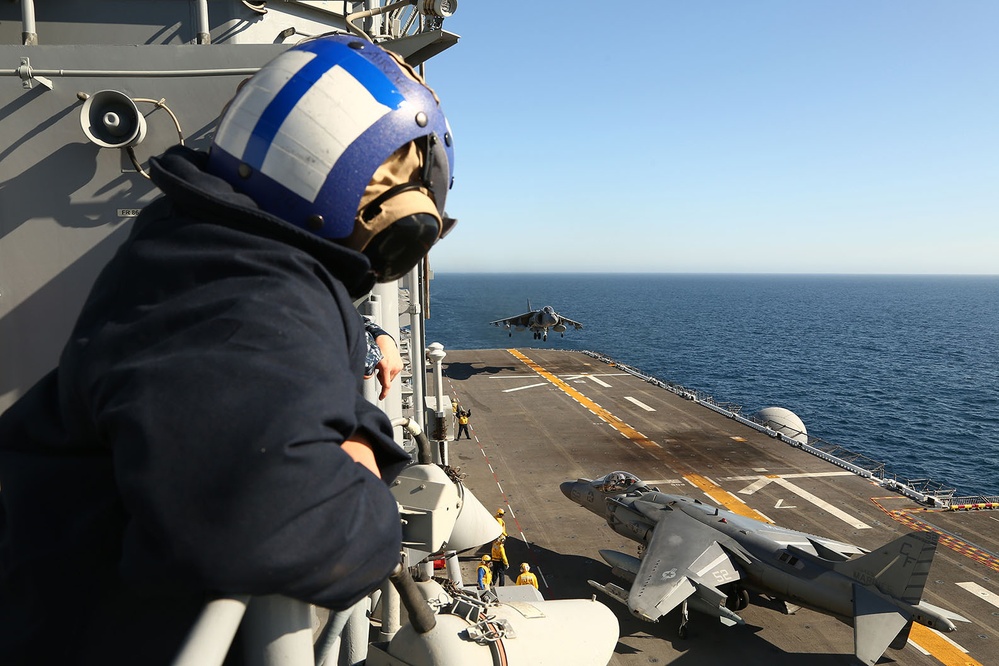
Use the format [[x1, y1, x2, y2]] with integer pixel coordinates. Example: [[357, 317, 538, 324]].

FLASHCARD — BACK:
[[491, 536, 509, 586], [516, 563, 539, 589], [495, 507, 507, 536], [0, 34, 456, 666], [456, 408, 472, 439], [477, 555, 493, 590]]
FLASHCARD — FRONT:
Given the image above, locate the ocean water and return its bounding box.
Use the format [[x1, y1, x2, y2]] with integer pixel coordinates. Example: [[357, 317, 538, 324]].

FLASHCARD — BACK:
[[424, 274, 999, 497]]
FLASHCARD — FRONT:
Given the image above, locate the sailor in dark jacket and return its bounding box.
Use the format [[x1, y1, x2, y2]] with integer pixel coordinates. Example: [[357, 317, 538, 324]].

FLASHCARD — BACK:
[[0, 35, 454, 665]]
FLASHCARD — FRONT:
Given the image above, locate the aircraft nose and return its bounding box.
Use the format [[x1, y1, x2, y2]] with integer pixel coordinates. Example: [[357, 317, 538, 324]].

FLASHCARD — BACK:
[[560, 481, 574, 500]]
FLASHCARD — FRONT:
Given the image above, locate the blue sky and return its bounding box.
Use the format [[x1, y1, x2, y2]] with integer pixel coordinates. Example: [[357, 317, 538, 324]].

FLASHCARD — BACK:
[[423, 2, 998, 274]]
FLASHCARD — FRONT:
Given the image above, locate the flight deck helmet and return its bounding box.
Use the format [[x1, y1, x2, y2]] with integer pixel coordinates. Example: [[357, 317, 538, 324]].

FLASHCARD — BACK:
[[207, 34, 455, 282]]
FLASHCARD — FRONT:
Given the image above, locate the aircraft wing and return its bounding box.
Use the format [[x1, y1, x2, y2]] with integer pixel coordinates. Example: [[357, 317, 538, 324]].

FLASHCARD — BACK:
[[560, 315, 584, 330], [489, 311, 534, 327], [627, 507, 742, 622]]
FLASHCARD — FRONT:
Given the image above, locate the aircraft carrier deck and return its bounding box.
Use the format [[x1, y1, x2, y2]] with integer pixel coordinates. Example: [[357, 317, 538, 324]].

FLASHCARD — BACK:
[[437, 348, 998, 666]]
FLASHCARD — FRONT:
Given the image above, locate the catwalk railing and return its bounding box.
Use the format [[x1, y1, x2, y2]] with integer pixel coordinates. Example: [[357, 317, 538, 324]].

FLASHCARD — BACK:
[[578, 350, 998, 511]]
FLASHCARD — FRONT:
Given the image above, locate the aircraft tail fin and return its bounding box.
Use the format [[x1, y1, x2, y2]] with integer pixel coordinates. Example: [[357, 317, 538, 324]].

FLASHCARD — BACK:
[[890, 619, 914, 650], [853, 583, 910, 665], [834, 531, 937, 604]]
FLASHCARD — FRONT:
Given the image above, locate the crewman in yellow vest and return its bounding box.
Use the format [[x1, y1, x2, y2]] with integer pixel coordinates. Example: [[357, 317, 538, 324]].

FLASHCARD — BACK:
[[495, 508, 507, 536], [490, 536, 509, 586], [516, 562, 539, 589], [477, 555, 492, 590], [455, 408, 471, 440]]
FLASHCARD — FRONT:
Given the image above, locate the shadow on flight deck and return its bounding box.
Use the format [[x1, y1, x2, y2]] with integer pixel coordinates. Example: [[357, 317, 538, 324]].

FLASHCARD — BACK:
[[442, 362, 512, 381]]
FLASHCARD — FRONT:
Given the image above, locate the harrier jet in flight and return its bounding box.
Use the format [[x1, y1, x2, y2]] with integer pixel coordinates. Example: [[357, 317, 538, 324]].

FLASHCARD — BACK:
[[489, 302, 583, 341]]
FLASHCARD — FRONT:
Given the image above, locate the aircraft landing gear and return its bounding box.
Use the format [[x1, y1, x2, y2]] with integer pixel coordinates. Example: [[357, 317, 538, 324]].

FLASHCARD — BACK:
[[678, 599, 690, 639], [725, 586, 749, 611], [725, 587, 749, 611], [542, 333, 547, 341]]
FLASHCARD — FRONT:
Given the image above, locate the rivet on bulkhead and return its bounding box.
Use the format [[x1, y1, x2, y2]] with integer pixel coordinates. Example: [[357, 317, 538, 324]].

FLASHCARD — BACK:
[[238, 163, 252, 179], [415, 112, 428, 128], [306, 214, 324, 232]]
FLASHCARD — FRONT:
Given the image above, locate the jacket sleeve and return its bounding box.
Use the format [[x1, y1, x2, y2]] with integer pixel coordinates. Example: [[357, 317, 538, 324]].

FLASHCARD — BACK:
[[80, 255, 408, 610]]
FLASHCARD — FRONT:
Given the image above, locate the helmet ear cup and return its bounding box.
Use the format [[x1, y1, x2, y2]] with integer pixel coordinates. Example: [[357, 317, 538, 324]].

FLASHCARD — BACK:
[[363, 212, 441, 282]]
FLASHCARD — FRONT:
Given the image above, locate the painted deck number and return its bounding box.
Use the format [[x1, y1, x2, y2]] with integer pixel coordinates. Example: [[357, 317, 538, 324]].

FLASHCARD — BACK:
[[117, 208, 141, 217]]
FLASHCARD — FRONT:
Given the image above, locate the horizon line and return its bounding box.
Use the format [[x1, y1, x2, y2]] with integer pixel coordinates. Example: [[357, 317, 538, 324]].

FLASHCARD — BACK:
[[430, 270, 999, 277]]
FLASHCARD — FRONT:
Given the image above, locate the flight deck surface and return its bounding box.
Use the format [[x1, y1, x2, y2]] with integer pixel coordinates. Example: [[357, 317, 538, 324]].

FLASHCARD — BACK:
[[438, 348, 998, 666]]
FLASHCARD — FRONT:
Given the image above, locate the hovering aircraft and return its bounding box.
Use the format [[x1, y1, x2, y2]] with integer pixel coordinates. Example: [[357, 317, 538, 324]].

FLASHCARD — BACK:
[[561, 472, 968, 665], [489, 302, 583, 341]]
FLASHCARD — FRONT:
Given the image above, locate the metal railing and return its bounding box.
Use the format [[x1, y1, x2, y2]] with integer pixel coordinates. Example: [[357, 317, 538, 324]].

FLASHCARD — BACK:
[[577, 350, 998, 510]]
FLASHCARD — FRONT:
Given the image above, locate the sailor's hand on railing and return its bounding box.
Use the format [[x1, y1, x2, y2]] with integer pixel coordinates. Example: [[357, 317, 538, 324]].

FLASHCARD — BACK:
[[372, 334, 403, 400]]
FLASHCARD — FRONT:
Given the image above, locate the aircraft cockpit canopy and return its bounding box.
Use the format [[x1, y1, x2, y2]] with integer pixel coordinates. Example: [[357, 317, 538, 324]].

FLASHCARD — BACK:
[[594, 471, 643, 494]]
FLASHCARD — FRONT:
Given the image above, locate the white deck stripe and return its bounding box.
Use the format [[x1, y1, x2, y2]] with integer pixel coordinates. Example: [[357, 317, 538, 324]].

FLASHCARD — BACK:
[[957, 581, 999, 608], [738, 478, 772, 494], [726, 471, 855, 481], [502, 382, 548, 393], [772, 477, 871, 529], [587, 375, 612, 387], [624, 396, 655, 411], [536, 566, 549, 588]]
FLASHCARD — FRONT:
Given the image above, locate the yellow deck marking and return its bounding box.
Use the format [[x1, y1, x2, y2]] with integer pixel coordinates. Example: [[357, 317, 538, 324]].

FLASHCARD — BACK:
[[684, 473, 774, 523], [508, 351, 780, 523], [508, 351, 982, 666], [508, 350, 659, 448], [908, 624, 981, 666]]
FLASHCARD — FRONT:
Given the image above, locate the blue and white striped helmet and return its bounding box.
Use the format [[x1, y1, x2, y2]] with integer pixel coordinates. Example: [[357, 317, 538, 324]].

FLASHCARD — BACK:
[[207, 35, 453, 243]]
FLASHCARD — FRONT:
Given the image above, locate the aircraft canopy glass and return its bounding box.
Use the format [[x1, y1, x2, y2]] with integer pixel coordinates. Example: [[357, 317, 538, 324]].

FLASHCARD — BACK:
[[594, 471, 643, 494]]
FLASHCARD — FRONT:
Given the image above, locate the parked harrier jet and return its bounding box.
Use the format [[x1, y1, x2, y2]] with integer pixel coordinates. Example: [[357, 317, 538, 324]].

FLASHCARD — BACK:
[[489, 302, 583, 341], [561, 472, 968, 665]]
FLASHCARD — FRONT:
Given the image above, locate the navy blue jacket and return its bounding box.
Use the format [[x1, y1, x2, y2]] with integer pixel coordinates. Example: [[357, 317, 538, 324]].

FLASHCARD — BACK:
[[0, 147, 411, 664]]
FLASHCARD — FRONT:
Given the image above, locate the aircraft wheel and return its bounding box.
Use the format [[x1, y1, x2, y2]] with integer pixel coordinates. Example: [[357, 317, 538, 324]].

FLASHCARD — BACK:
[[543, 334, 547, 341], [678, 625, 689, 640], [738, 588, 750, 611]]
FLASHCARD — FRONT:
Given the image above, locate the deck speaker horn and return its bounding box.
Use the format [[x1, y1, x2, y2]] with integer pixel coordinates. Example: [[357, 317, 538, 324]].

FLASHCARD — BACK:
[[80, 90, 147, 148]]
